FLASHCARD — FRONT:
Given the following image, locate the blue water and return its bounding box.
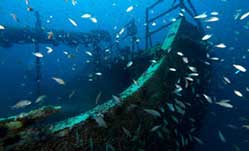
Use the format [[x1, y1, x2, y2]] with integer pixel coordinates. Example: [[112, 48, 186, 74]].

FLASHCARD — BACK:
[[0, 0, 249, 150]]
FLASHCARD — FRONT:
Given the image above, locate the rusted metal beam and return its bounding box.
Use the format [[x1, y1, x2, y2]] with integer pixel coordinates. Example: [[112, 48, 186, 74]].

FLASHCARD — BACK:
[[0, 28, 111, 48]]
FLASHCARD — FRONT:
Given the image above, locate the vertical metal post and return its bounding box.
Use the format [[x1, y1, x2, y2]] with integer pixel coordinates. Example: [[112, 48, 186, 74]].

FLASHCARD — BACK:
[[34, 11, 42, 97], [145, 8, 149, 49]]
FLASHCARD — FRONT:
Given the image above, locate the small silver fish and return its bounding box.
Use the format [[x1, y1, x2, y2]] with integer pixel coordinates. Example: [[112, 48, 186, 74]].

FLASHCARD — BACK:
[[188, 73, 199, 77], [95, 92, 102, 105], [215, 43, 226, 48], [11, 100, 32, 109], [194, 13, 207, 19], [242, 125, 249, 129], [52, 77, 66, 85], [182, 57, 189, 63], [150, 60, 157, 63], [202, 34, 212, 41], [46, 46, 53, 54], [233, 64, 247, 72], [85, 51, 93, 56], [94, 115, 107, 128], [175, 99, 186, 109], [119, 28, 125, 35], [193, 136, 204, 144], [171, 115, 179, 123], [35, 95, 46, 103], [68, 90, 76, 99], [227, 124, 239, 129], [25, 0, 29, 5], [169, 68, 176, 72], [81, 13, 91, 18], [205, 17, 219, 22], [126, 6, 134, 12], [203, 94, 213, 103], [185, 77, 194, 82], [234, 90, 243, 97], [10, 13, 19, 22], [126, 61, 133, 68], [47, 31, 54, 39], [55, 129, 70, 137], [223, 76, 231, 84], [175, 105, 185, 115], [218, 130, 226, 143], [240, 12, 249, 20], [112, 95, 121, 103], [174, 84, 183, 95], [0, 25, 5, 30], [188, 66, 198, 72], [210, 12, 219, 16], [167, 103, 175, 112], [90, 17, 98, 23], [209, 57, 220, 61], [216, 101, 233, 108], [33, 52, 44, 58], [95, 72, 102, 76], [150, 125, 161, 132], [68, 18, 78, 26], [177, 52, 184, 56], [144, 109, 161, 118], [72, 0, 77, 6], [122, 127, 132, 137], [133, 79, 139, 86]]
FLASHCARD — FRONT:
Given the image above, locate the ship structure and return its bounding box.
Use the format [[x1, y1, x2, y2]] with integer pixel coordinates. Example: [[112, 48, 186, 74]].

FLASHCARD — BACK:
[[0, 0, 212, 150]]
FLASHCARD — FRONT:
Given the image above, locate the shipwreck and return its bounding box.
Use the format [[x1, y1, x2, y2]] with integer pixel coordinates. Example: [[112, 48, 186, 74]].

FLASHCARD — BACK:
[[0, 0, 212, 150]]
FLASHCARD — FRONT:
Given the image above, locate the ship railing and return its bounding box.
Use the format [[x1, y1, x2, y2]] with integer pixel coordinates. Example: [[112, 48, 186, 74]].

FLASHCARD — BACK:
[[145, 0, 203, 49]]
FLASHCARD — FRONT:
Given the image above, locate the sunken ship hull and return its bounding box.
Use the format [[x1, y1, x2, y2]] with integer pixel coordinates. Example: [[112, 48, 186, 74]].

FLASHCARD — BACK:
[[0, 18, 211, 151]]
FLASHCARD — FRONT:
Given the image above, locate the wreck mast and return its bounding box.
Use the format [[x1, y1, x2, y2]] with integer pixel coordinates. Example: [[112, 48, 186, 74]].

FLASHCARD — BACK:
[[34, 11, 42, 97]]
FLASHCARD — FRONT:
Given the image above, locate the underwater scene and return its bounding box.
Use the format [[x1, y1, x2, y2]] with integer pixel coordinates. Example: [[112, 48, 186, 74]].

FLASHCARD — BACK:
[[0, 0, 249, 150]]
